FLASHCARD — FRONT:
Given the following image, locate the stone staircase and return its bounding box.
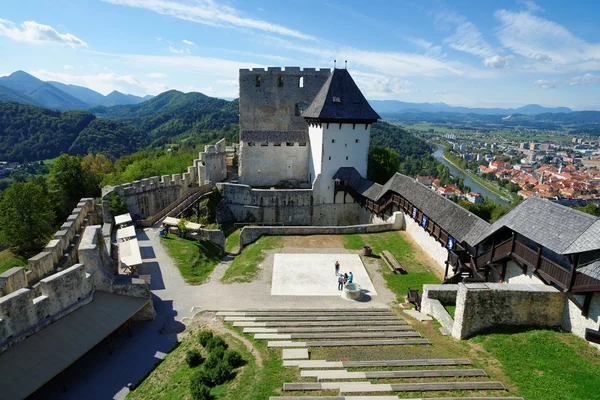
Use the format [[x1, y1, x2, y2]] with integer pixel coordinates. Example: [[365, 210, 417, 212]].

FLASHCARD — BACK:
[[217, 308, 523, 400]]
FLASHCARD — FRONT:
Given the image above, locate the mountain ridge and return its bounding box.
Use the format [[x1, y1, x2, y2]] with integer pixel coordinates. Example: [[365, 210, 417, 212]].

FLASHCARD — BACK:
[[369, 100, 573, 116]]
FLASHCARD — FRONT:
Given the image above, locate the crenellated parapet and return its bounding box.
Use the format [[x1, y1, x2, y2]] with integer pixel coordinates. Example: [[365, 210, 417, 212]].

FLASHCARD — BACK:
[[0, 263, 94, 351]]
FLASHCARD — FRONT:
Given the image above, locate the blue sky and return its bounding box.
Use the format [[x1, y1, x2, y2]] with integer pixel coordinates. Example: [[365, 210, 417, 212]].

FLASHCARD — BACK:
[[1, 0, 600, 109]]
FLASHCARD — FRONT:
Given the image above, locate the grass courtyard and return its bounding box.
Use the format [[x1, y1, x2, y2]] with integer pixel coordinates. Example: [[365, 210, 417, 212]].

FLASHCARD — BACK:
[[161, 236, 222, 285], [133, 230, 600, 400]]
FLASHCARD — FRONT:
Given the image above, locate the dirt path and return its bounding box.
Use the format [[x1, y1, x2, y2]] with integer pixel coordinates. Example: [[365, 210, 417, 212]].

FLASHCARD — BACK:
[[282, 235, 344, 248]]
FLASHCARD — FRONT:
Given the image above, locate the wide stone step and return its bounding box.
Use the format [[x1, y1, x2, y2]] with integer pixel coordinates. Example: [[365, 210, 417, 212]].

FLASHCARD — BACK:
[[268, 339, 430, 348], [225, 316, 401, 322], [283, 359, 471, 368], [234, 320, 407, 327], [271, 397, 523, 400], [301, 369, 487, 380], [255, 332, 421, 340], [218, 311, 394, 317], [218, 308, 391, 314], [244, 326, 413, 334], [283, 381, 506, 393]]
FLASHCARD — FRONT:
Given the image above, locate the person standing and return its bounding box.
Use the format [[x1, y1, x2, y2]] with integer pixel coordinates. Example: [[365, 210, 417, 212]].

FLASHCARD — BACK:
[[337, 274, 344, 290], [335, 261, 340, 276], [348, 271, 354, 284], [343, 273, 348, 284]]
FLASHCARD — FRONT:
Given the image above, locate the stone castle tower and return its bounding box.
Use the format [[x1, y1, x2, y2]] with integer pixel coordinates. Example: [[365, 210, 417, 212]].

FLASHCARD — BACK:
[[237, 67, 380, 203]]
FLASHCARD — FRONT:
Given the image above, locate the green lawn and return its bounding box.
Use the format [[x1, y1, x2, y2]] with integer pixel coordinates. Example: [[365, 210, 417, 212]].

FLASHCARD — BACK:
[[445, 305, 456, 319], [0, 249, 27, 274], [472, 329, 600, 400], [221, 236, 282, 283], [343, 231, 441, 302], [161, 236, 222, 284], [222, 223, 241, 254]]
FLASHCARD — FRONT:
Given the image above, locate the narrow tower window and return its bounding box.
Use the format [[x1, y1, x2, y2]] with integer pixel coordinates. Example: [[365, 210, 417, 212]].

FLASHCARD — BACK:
[[278, 76, 284, 87], [299, 76, 304, 88], [255, 75, 261, 87]]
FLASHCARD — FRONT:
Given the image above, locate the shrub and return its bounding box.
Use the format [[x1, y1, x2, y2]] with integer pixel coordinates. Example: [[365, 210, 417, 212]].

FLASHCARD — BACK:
[[198, 331, 214, 347], [210, 346, 225, 359], [206, 336, 228, 353], [208, 362, 234, 386], [223, 349, 243, 368], [189, 379, 212, 400], [204, 353, 221, 370], [186, 349, 204, 368], [192, 368, 214, 387]]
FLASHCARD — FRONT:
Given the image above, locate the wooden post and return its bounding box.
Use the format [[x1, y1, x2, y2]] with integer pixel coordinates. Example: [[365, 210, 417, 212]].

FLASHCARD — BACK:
[[107, 334, 113, 355], [568, 254, 580, 291], [500, 261, 507, 283], [61, 371, 68, 392]]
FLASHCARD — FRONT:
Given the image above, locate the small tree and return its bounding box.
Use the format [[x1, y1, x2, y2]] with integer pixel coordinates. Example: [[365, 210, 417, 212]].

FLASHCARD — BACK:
[[198, 331, 214, 346], [0, 181, 55, 254], [108, 193, 128, 216], [178, 218, 188, 237], [186, 349, 204, 367]]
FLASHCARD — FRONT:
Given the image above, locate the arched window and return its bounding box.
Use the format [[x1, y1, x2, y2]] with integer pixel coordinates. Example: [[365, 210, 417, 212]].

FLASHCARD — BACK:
[[278, 76, 284, 87], [295, 102, 308, 116], [298, 76, 304, 88], [255, 75, 261, 87]]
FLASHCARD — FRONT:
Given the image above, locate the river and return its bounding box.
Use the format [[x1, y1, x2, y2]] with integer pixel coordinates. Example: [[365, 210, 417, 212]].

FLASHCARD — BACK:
[[432, 145, 510, 207]]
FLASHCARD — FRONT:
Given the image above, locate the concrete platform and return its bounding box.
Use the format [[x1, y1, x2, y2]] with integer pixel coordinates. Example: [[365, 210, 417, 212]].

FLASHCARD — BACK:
[[234, 320, 407, 327], [404, 309, 433, 321], [301, 369, 487, 380], [271, 254, 377, 296], [282, 348, 310, 360], [283, 381, 505, 393], [244, 326, 413, 334], [283, 359, 471, 368], [269, 339, 430, 347], [255, 332, 421, 340]]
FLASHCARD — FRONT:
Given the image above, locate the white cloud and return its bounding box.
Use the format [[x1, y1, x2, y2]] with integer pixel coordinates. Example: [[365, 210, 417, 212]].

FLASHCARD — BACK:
[[351, 71, 416, 98], [534, 74, 600, 89], [436, 10, 507, 69], [30, 69, 167, 96], [0, 19, 87, 48], [483, 55, 508, 69], [534, 79, 558, 90], [216, 79, 237, 86], [519, 0, 544, 13], [169, 46, 185, 54], [146, 72, 168, 78], [64, 64, 73, 70], [182, 39, 194, 45], [102, 0, 317, 41], [495, 10, 600, 72]]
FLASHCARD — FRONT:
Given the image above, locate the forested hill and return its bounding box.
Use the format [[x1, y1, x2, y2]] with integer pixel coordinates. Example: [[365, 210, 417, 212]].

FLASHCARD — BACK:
[[0, 102, 147, 162], [0, 90, 240, 162], [370, 122, 432, 159], [91, 90, 239, 145]]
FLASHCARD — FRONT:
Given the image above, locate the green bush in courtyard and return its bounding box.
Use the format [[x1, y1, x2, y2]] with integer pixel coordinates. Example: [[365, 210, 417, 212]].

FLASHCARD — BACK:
[[198, 330, 213, 347], [205, 336, 228, 352], [208, 361, 234, 386], [189, 378, 213, 400], [186, 349, 204, 368], [223, 349, 243, 368]]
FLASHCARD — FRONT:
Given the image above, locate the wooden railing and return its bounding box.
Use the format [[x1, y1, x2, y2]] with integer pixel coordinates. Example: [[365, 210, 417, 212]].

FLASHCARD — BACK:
[[136, 184, 212, 228], [538, 257, 570, 289], [476, 249, 492, 269], [444, 273, 464, 285], [493, 239, 513, 261], [513, 241, 538, 266]]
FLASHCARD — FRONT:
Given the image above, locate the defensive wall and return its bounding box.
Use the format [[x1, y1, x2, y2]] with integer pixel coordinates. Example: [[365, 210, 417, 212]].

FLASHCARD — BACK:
[[218, 181, 371, 226], [238, 213, 402, 249], [238, 134, 310, 187], [422, 283, 565, 340], [239, 67, 331, 132], [101, 154, 201, 222], [493, 260, 600, 349], [0, 224, 155, 353], [0, 198, 97, 297], [198, 138, 227, 186]]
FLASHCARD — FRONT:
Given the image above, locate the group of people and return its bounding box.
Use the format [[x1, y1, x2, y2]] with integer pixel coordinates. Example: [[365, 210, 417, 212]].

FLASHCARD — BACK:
[[335, 261, 353, 290]]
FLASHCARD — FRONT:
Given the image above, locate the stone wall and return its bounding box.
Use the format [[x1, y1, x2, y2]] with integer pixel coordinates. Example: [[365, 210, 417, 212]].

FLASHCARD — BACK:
[[451, 283, 565, 340], [218, 182, 370, 226], [398, 211, 449, 274], [78, 225, 116, 291], [238, 140, 309, 187], [22, 198, 96, 287], [101, 155, 201, 221], [0, 263, 94, 351], [198, 138, 227, 185], [239, 220, 399, 249], [0, 268, 27, 297], [239, 67, 330, 132], [562, 293, 600, 350]]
